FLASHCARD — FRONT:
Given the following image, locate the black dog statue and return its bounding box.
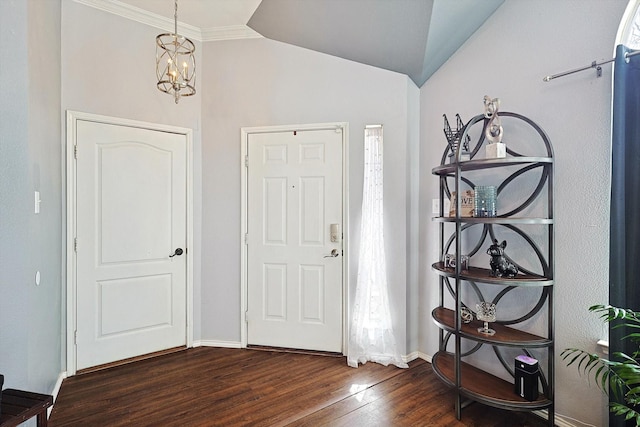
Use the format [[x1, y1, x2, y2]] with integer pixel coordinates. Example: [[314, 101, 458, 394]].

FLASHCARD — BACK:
[[487, 239, 518, 277]]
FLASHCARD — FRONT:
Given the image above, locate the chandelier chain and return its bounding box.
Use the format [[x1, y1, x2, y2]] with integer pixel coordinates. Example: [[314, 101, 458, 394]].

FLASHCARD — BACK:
[[174, 0, 178, 38]]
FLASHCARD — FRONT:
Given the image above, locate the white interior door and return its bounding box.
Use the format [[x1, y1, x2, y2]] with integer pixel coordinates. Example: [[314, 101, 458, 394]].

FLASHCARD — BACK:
[[247, 128, 343, 352], [75, 120, 187, 370]]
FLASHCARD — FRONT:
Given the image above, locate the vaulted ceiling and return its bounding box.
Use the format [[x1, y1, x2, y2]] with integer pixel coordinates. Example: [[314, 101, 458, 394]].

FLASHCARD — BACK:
[[112, 0, 505, 87], [247, 0, 504, 86]]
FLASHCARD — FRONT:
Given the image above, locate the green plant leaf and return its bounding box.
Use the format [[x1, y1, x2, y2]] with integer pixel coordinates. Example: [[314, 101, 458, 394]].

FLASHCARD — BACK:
[[566, 304, 640, 423]]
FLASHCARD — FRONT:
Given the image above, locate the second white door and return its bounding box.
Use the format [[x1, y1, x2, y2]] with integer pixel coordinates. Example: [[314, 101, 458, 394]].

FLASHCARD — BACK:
[[75, 120, 187, 370], [247, 128, 343, 352]]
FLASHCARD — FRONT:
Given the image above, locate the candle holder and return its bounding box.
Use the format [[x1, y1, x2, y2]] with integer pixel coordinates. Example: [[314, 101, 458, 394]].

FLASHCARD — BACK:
[[474, 186, 497, 217], [476, 302, 497, 336]]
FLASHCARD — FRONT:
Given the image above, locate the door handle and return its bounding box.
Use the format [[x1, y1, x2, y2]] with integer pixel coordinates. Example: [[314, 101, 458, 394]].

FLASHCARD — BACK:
[[169, 248, 184, 258], [324, 249, 339, 258]]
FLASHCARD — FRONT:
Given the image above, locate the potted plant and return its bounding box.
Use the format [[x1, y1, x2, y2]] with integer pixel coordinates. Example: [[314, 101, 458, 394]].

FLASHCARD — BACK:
[[562, 304, 640, 425]]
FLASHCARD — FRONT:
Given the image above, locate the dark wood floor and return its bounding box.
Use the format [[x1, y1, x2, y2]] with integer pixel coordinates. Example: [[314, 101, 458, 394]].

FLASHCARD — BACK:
[[49, 347, 548, 426]]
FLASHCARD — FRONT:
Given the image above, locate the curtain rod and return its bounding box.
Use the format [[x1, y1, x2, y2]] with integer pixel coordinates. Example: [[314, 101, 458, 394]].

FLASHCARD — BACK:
[[543, 50, 640, 82]]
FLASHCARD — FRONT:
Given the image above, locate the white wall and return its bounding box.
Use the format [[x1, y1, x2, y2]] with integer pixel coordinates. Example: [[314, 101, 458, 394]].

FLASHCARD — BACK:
[[419, 0, 627, 425], [61, 0, 204, 340], [200, 37, 420, 353]]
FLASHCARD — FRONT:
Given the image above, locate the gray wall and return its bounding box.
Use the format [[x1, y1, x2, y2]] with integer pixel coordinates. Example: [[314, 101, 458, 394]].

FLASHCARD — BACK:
[[200, 37, 420, 353], [0, 0, 63, 394], [419, 0, 627, 425]]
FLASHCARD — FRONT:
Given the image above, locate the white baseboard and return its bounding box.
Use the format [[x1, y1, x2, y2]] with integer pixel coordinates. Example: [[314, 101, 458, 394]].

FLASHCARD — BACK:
[[554, 418, 579, 427], [190, 344, 431, 365], [403, 351, 431, 364], [533, 410, 587, 427], [48, 371, 67, 417], [193, 340, 242, 349]]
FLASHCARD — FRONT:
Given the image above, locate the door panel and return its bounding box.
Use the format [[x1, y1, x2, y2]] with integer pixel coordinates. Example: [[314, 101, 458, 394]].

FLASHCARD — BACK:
[[98, 143, 172, 263], [300, 265, 324, 323], [264, 264, 287, 319], [98, 274, 172, 336], [247, 128, 343, 352], [300, 177, 324, 244], [76, 121, 187, 370]]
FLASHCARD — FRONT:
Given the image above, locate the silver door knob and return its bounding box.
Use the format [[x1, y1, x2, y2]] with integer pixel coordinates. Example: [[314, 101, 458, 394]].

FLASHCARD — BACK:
[[324, 249, 339, 258]]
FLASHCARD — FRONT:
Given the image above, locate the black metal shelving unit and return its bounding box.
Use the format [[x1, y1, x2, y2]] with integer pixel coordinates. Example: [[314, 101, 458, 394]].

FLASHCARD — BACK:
[[431, 112, 554, 426]]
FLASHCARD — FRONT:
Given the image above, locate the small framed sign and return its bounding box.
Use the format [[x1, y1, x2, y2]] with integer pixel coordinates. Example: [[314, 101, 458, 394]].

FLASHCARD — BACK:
[[449, 190, 474, 217]]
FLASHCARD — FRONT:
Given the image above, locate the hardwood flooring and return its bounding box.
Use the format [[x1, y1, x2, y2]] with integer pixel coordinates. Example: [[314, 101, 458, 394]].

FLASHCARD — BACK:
[[49, 347, 548, 426]]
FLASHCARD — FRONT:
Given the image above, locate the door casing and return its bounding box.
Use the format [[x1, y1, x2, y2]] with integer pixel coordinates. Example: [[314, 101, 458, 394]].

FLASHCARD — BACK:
[[240, 123, 349, 353], [65, 111, 194, 376]]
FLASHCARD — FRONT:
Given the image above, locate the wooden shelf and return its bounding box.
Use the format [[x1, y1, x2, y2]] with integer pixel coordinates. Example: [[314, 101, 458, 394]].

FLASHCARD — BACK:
[[432, 156, 553, 176], [432, 262, 553, 286], [431, 307, 551, 347], [431, 352, 552, 411]]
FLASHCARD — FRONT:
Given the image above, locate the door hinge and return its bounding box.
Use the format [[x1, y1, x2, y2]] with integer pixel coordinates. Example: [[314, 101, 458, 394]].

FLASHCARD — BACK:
[[74, 330, 78, 345], [244, 233, 248, 244], [74, 145, 78, 159], [244, 155, 249, 168], [74, 237, 78, 252], [245, 311, 249, 322]]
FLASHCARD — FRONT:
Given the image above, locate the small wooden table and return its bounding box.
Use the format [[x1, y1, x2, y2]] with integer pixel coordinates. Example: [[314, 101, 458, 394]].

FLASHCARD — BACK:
[[0, 389, 53, 427]]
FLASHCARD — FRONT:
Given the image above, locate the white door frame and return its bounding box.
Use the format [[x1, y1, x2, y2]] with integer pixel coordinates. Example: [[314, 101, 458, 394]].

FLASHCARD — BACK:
[[240, 122, 349, 353], [65, 111, 194, 376]]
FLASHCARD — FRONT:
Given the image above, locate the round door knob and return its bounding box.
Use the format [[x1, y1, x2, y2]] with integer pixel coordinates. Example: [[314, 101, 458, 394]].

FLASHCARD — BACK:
[[170, 248, 184, 257]]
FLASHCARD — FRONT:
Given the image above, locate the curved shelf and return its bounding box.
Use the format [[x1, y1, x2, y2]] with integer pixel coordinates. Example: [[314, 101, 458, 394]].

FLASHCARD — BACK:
[[433, 111, 554, 425], [432, 262, 553, 286], [432, 157, 553, 176], [431, 307, 551, 347], [431, 351, 552, 411], [432, 217, 553, 225]]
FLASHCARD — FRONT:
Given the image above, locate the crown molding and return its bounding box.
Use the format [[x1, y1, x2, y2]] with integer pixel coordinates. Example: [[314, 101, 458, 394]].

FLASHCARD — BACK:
[[72, 0, 262, 43], [73, 0, 202, 40], [201, 25, 262, 42]]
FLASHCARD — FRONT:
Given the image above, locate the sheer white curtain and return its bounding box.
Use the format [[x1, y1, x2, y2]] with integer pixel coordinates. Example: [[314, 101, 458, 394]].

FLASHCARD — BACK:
[[347, 126, 408, 369]]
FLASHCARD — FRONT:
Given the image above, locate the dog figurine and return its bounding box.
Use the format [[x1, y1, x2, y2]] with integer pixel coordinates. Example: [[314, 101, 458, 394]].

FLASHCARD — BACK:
[[487, 239, 518, 277]]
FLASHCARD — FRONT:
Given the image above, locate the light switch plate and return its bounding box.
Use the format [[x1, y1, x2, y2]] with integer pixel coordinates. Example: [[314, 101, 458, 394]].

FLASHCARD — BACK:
[[34, 191, 41, 214], [432, 199, 440, 215]]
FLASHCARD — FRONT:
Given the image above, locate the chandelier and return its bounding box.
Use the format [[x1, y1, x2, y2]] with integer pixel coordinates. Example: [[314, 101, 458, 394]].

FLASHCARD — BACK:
[[155, 0, 196, 103]]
